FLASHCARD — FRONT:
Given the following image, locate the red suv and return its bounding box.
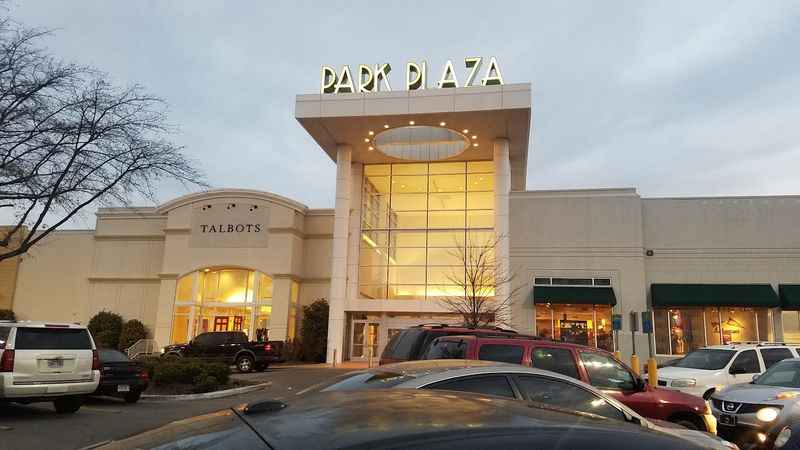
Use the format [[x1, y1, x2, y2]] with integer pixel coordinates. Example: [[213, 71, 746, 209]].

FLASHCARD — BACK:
[[379, 324, 542, 366], [424, 334, 716, 433]]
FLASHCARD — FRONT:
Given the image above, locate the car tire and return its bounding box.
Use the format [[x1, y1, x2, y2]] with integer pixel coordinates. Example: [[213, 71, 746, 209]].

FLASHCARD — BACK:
[[124, 390, 142, 404], [53, 397, 83, 414], [236, 355, 254, 373]]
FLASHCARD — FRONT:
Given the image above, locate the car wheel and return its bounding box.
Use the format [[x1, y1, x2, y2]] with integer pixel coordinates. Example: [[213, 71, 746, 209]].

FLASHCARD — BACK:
[[124, 390, 142, 404], [53, 397, 83, 414], [236, 355, 254, 373]]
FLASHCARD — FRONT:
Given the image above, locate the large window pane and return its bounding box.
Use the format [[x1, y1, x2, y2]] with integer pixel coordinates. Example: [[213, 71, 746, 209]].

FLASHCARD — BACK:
[[782, 311, 800, 342], [388, 285, 426, 300], [391, 175, 427, 193], [654, 309, 670, 354], [360, 285, 387, 299], [756, 309, 773, 341], [364, 175, 390, 194], [426, 285, 464, 298], [390, 231, 427, 247], [667, 308, 705, 355], [428, 210, 465, 228], [176, 275, 193, 302], [171, 313, 189, 344], [552, 304, 595, 347], [467, 192, 494, 210], [721, 308, 757, 344], [427, 266, 464, 285], [595, 305, 613, 351], [389, 247, 426, 265], [259, 275, 273, 300], [361, 194, 389, 229], [359, 266, 388, 285], [427, 248, 461, 265], [428, 230, 466, 247], [467, 209, 494, 228], [364, 164, 390, 176], [201, 271, 219, 301], [429, 162, 465, 174], [392, 163, 428, 175], [361, 246, 388, 266], [361, 231, 390, 248], [388, 266, 426, 285], [467, 161, 493, 173], [705, 307, 722, 346], [467, 173, 493, 191], [393, 211, 427, 229], [429, 192, 465, 210], [536, 305, 553, 339], [429, 174, 466, 192], [391, 193, 427, 211]]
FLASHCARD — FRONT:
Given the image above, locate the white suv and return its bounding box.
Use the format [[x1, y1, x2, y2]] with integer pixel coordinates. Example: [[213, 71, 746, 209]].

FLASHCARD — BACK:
[[654, 342, 800, 399], [0, 321, 100, 413]]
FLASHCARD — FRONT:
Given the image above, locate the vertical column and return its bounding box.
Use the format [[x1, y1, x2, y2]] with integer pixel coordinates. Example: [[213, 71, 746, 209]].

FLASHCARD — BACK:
[[493, 138, 512, 327], [153, 277, 178, 348], [327, 145, 352, 364], [346, 163, 363, 301]]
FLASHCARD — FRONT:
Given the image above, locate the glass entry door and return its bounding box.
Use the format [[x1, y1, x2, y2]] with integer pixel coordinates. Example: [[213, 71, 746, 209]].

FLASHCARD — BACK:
[[351, 321, 380, 362]]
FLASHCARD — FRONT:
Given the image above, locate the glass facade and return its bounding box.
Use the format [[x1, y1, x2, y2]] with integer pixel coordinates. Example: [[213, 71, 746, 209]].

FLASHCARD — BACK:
[[535, 304, 613, 350], [170, 268, 274, 344], [359, 161, 495, 300], [782, 311, 800, 343], [654, 307, 773, 355]]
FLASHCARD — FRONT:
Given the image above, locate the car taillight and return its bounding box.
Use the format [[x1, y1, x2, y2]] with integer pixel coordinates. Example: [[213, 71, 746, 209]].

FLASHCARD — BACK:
[[92, 350, 101, 371], [264, 344, 272, 352], [0, 350, 14, 372], [139, 370, 149, 381]]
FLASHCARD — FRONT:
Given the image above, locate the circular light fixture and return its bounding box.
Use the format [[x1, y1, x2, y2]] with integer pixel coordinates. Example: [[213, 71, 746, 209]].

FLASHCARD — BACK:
[[383, 124, 390, 129], [373, 125, 470, 161], [364, 138, 370, 143], [471, 135, 477, 139], [439, 121, 446, 126], [408, 120, 415, 125], [462, 129, 469, 133], [472, 142, 479, 147], [368, 131, 374, 136], [368, 146, 374, 151]]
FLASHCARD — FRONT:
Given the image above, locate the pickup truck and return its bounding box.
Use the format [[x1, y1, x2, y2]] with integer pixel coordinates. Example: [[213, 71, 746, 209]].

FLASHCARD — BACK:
[[162, 331, 282, 372]]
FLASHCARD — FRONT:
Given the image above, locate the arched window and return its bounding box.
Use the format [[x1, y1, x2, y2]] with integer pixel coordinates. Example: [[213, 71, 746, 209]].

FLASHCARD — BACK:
[[170, 268, 273, 344]]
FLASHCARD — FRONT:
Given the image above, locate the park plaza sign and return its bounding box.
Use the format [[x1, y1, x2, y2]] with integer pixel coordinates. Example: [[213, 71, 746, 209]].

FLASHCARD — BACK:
[[320, 57, 504, 94]]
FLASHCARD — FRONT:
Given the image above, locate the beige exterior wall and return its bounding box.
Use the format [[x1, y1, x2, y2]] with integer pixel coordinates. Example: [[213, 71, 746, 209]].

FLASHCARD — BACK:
[[0, 227, 23, 311]]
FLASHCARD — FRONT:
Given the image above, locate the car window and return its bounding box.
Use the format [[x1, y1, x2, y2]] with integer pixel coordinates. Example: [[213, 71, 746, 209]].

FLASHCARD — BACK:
[[478, 344, 524, 364], [730, 350, 760, 373], [532, 347, 580, 379], [226, 332, 248, 344], [579, 352, 636, 391], [754, 360, 800, 388], [425, 375, 516, 399], [515, 375, 626, 421], [424, 339, 466, 359], [14, 328, 92, 350], [99, 349, 129, 362], [0, 327, 9, 349], [389, 329, 425, 359], [674, 349, 736, 370], [194, 333, 224, 346], [760, 348, 793, 370]]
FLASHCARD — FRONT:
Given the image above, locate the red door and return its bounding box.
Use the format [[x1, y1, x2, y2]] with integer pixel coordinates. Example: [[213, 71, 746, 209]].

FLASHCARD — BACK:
[[213, 316, 229, 332]]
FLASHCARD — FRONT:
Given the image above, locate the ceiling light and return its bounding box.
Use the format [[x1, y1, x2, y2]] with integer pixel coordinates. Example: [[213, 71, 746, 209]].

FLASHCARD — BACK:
[[383, 124, 390, 129], [368, 146, 374, 151], [472, 143, 478, 147], [439, 121, 446, 126], [364, 138, 370, 143], [368, 131, 374, 136], [471, 135, 477, 139], [462, 129, 469, 133], [409, 120, 415, 125]]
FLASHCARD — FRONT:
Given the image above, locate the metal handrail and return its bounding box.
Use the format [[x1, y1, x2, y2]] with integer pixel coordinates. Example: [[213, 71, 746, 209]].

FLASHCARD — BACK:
[[127, 338, 159, 359]]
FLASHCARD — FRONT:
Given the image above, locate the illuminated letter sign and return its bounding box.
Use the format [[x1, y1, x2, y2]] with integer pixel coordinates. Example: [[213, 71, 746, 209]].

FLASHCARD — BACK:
[[320, 57, 503, 94]]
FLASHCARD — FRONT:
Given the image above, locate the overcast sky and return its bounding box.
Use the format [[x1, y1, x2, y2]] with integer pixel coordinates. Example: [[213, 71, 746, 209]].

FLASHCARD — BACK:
[[9, 1, 800, 227]]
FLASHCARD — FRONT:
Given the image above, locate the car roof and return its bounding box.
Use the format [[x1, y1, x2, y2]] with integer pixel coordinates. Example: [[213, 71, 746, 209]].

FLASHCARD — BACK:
[[702, 342, 798, 350], [244, 390, 675, 450], [435, 333, 602, 352], [0, 321, 86, 329]]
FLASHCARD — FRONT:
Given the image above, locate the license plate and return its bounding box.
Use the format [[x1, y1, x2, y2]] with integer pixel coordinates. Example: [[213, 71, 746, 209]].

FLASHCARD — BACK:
[[117, 385, 130, 392], [719, 414, 737, 426], [47, 359, 63, 369]]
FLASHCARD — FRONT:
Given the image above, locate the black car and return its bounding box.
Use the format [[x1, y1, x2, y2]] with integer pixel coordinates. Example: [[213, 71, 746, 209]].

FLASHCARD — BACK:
[[162, 331, 281, 372], [93, 349, 149, 403], [90, 390, 717, 449]]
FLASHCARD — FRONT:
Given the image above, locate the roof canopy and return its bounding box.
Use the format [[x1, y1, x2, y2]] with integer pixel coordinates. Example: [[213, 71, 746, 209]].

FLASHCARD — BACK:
[[780, 285, 800, 310], [651, 283, 779, 308], [533, 286, 617, 306]]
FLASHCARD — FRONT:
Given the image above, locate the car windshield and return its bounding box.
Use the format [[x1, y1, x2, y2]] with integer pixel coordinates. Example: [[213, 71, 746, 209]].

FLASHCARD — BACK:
[[673, 349, 736, 370], [754, 360, 800, 388], [99, 349, 129, 362], [297, 370, 417, 396]]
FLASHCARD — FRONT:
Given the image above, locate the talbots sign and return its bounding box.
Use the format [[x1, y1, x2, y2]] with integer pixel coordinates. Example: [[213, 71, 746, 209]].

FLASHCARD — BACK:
[[189, 203, 269, 248], [321, 57, 504, 94]]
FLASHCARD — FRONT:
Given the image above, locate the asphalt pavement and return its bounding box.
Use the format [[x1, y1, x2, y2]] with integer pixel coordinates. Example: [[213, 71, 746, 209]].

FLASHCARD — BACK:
[[0, 365, 352, 450]]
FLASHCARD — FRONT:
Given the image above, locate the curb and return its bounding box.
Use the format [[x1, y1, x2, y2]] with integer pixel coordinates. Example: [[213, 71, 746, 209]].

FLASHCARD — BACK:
[[141, 381, 271, 402]]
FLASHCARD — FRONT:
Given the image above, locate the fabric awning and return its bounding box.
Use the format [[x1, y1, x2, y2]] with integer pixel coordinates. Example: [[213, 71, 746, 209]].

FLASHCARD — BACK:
[[780, 285, 800, 309], [650, 284, 779, 308], [533, 286, 617, 306]]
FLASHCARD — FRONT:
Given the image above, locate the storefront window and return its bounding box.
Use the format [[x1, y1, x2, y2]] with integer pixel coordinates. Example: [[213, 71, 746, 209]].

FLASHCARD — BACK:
[[287, 281, 300, 341], [782, 311, 800, 342], [359, 162, 494, 300], [170, 269, 274, 344], [654, 307, 774, 355], [535, 304, 613, 350]]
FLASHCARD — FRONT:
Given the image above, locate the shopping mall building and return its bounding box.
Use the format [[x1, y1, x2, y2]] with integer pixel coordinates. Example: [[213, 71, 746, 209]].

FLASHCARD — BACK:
[[3, 74, 800, 363]]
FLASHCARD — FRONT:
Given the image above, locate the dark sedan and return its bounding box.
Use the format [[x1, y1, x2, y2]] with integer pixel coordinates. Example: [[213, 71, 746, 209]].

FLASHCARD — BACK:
[[93, 348, 149, 403], [90, 390, 720, 449]]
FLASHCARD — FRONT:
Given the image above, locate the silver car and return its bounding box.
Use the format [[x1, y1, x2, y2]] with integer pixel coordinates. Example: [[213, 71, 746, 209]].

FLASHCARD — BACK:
[[299, 359, 737, 450], [711, 358, 800, 449]]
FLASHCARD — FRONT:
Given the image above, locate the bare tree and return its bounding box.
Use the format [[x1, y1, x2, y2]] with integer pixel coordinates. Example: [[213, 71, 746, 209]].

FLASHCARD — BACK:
[[0, 19, 205, 262], [439, 234, 519, 328]]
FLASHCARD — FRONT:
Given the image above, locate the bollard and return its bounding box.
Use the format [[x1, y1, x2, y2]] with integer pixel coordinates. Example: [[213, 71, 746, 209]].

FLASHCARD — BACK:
[[630, 354, 640, 376], [332, 349, 337, 368], [648, 358, 658, 387], [614, 350, 622, 361]]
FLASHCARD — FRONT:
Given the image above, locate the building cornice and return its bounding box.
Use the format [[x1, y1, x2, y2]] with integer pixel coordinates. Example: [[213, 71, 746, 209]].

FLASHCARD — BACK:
[[94, 234, 165, 241], [511, 188, 639, 199], [88, 274, 161, 283], [155, 189, 310, 215]]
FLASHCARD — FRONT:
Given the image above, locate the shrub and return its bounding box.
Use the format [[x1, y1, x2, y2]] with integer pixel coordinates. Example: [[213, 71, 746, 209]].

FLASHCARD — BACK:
[[300, 299, 328, 362], [87, 311, 123, 349], [280, 340, 303, 362], [0, 309, 15, 320], [150, 359, 230, 387], [118, 319, 149, 351], [193, 375, 220, 393]]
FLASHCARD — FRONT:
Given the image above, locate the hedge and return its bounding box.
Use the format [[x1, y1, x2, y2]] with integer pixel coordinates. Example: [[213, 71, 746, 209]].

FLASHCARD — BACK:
[[144, 359, 231, 393], [0, 309, 14, 321], [88, 311, 123, 349], [118, 319, 148, 351]]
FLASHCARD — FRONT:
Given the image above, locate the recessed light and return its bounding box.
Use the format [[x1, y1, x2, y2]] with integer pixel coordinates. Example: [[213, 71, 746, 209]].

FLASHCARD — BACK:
[[383, 124, 390, 129], [368, 146, 374, 151], [439, 121, 446, 126], [364, 138, 370, 143], [409, 120, 415, 125], [462, 129, 469, 133], [368, 130, 374, 136], [471, 135, 477, 139], [472, 143, 478, 147]]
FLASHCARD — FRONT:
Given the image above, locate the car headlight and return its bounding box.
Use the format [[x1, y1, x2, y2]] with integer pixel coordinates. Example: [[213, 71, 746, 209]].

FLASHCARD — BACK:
[[775, 426, 792, 448], [671, 378, 696, 388], [756, 407, 780, 422]]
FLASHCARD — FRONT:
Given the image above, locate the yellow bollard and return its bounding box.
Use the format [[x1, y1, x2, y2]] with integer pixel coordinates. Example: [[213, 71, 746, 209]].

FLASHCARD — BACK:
[[614, 350, 622, 361], [648, 358, 658, 387], [630, 354, 640, 376]]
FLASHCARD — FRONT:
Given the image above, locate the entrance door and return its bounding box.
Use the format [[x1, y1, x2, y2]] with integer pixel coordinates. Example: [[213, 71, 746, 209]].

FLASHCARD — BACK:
[[213, 316, 229, 332], [351, 322, 380, 363]]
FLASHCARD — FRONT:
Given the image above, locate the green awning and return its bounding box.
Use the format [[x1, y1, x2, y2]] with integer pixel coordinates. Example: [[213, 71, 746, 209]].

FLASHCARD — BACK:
[[651, 284, 778, 308], [533, 286, 617, 306], [780, 285, 800, 309]]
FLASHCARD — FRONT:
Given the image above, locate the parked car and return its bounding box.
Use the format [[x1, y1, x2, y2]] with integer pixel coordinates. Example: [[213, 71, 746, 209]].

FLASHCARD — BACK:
[[89, 389, 724, 449], [162, 331, 280, 372], [297, 359, 736, 449], [379, 323, 538, 365], [93, 348, 149, 403], [656, 343, 799, 399], [710, 358, 800, 449], [423, 334, 717, 432], [0, 320, 100, 413]]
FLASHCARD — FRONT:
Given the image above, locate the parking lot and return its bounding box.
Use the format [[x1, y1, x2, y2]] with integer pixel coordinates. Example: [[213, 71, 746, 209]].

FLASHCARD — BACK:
[[0, 365, 352, 450]]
